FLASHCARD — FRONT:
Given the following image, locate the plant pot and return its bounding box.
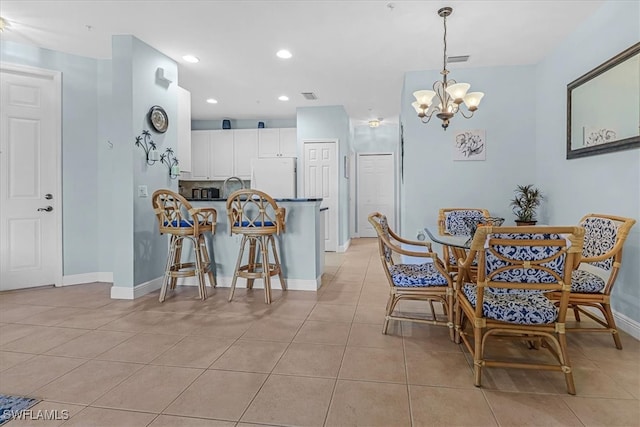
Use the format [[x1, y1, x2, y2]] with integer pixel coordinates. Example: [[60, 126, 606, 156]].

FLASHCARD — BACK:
[[515, 220, 537, 226]]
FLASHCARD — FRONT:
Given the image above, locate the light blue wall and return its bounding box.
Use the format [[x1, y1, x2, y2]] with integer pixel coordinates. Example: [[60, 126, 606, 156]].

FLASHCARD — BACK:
[[110, 35, 179, 288], [401, 65, 537, 237], [0, 40, 100, 276], [535, 0, 640, 321], [97, 59, 114, 273], [297, 106, 351, 247], [192, 118, 296, 130]]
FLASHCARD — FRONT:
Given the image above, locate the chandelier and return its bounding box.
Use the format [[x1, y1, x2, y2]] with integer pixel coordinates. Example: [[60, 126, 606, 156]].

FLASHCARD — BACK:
[[412, 7, 484, 130]]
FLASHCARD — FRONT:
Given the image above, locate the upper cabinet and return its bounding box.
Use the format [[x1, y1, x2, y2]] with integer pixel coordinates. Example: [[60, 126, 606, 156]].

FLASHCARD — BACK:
[[177, 87, 192, 172], [258, 128, 297, 157], [186, 129, 258, 180]]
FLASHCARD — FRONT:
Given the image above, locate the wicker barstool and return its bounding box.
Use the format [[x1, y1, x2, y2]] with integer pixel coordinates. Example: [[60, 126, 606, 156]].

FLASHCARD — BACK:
[[226, 189, 287, 304], [152, 189, 217, 302]]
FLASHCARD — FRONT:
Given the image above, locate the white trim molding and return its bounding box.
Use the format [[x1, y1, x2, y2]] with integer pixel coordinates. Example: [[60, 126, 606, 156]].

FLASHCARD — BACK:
[[61, 272, 113, 286], [181, 275, 321, 291], [337, 238, 351, 253], [613, 309, 640, 341], [110, 276, 163, 300]]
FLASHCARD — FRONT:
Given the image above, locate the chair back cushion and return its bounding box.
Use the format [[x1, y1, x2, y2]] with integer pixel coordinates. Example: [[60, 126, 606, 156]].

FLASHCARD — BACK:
[[444, 210, 486, 236], [226, 189, 284, 234], [581, 216, 620, 271]]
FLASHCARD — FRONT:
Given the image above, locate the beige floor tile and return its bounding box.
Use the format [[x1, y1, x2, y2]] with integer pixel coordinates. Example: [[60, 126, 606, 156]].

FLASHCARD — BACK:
[[148, 415, 235, 427], [150, 335, 235, 368], [1, 327, 88, 354], [189, 314, 255, 339], [58, 407, 156, 427], [484, 390, 583, 426], [144, 312, 214, 335], [308, 303, 356, 323], [480, 365, 568, 394], [562, 395, 640, 426], [34, 359, 143, 404], [97, 310, 166, 332], [348, 322, 403, 348], [0, 351, 35, 372], [592, 359, 640, 399], [45, 330, 135, 358], [352, 303, 386, 325], [5, 401, 85, 427], [240, 317, 304, 342], [209, 339, 288, 373], [0, 305, 55, 323], [241, 374, 334, 426], [318, 290, 361, 306], [13, 307, 87, 327], [410, 385, 497, 426], [164, 369, 267, 421], [0, 355, 85, 395], [53, 309, 128, 329], [265, 300, 316, 319], [325, 379, 411, 427], [92, 364, 202, 412], [293, 320, 351, 345], [339, 345, 406, 383], [96, 333, 183, 363], [406, 350, 475, 388], [273, 342, 344, 378], [0, 324, 44, 346]]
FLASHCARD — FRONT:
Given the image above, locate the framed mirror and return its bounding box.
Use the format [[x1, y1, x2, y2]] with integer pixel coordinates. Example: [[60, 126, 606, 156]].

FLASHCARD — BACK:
[[567, 42, 640, 159]]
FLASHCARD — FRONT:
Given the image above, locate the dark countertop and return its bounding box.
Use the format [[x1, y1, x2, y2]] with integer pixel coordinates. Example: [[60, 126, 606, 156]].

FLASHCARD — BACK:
[[187, 197, 323, 202]]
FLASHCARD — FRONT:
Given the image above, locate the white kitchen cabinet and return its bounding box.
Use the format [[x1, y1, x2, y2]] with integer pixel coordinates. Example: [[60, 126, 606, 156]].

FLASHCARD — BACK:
[[209, 130, 234, 180], [233, 129, 259, 179], [258, 128, 297, 157], [176, 87, 192, 172], [190, 130, 210, 179]]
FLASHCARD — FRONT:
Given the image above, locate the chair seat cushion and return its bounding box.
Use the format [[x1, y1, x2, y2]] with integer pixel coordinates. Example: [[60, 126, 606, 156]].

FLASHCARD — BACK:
[[234, 221, 275, 227], [462, 284, 558, 325], [571, 270, 606, 293], [164, 220, 194, 228], [389, 263, 449, 287]]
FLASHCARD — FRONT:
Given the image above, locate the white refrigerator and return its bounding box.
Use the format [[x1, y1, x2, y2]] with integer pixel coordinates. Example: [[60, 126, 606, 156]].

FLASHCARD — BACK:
[[250, 157, 297, 198]]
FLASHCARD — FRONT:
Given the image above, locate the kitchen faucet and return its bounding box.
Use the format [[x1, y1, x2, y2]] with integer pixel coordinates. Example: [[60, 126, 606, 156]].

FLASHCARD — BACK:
[[222, 176, 246, 198]]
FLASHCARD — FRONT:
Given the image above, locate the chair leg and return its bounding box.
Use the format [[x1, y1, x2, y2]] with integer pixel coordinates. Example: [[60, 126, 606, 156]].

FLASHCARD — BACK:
[[269, 235, 287, 291], [246, 238, 257, 290], [602, 303, 623, 350], [573, 306, 581, 322], [170, 237, 183, 290], [473, 326, 483, 387], [200, 234, 217, 289], [261, 235, 272, 304], [192, 236, 206, 301], [558, 332, 576, 395], [382, 294, 395, 334], [229, 235, 248, 302], [160, 235, 178, 302]]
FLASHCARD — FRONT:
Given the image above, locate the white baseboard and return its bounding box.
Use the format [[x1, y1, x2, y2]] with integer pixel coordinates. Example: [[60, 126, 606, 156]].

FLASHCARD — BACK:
[[337, 239, 351, 253], [613, 309, 640, 341], [110, 277, 163, 300], [181, 275, 321, 291], [61, 272, 113, 286]]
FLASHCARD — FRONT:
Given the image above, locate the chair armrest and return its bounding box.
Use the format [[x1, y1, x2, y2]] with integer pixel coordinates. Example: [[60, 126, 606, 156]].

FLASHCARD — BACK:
[[388, 227, 433, 251], [276, 207, 286, 234], [190, 207, 217, 234]]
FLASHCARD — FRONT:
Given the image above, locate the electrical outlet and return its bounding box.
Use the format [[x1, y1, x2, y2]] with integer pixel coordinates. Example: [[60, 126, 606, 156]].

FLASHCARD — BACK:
[[416, 229, 426, 241], [138, 185, 148, 198]]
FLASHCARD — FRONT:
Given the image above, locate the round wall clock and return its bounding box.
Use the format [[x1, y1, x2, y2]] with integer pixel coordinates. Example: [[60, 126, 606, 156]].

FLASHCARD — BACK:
[[148, 105, 169, 133]]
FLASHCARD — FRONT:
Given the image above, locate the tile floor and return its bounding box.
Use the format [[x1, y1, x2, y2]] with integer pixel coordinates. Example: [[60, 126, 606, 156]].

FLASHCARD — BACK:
[[1, 238, 639, 426]]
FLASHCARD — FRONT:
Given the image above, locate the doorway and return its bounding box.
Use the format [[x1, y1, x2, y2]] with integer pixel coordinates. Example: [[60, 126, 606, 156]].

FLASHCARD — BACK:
[[357, 153, 395, 238], [303, 140, 338, 252], [0, 63, 62, 290]]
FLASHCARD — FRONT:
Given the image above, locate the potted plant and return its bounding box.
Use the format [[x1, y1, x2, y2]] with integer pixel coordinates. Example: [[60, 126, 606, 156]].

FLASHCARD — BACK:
[[510, 184, 543, 226]]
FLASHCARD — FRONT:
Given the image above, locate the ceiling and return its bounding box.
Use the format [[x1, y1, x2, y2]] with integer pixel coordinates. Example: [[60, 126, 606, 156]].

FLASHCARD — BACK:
[[0, 1, 604, 125]]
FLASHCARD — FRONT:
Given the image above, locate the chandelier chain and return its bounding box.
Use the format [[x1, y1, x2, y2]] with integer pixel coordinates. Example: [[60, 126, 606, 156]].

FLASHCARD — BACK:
[[443, 12, 448, 76]]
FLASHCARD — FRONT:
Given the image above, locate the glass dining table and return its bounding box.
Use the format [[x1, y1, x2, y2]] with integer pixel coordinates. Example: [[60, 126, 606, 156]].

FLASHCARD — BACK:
[[423, 227, 472, 250]]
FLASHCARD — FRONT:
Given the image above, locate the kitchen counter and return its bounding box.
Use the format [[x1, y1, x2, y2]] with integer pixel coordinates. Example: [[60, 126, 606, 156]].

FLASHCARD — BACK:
[[178, 199, 325, 291]]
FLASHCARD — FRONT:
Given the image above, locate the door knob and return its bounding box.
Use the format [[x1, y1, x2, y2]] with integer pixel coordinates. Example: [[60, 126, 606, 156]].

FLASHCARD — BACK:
[[37, 206, 53, 212], [45, 193, 53, 200]]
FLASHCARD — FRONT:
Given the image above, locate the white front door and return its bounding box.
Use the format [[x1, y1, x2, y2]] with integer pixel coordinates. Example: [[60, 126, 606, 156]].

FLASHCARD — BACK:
[[357, 153, 395, 238], [303, 141, 338, 251], [0, 64, 61, 290]]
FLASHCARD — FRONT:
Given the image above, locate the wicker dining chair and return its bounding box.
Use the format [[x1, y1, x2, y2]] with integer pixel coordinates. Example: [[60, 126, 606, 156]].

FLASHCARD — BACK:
[[550, 213, 636, 349], [438, 208, 491, 275], [227, 189, 287, 304], [151, 189, 217, 302], [455, 226, 584, 395], [369, 212, 454, 340]]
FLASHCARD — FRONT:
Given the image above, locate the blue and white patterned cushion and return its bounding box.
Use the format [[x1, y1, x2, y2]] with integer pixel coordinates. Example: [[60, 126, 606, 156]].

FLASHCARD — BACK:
[[582, 217, 618, 271], [571, 270, 606, 293], [485, 233, 566, 293], [445, 210, 485, 236], [389, 263, 449, 287], [462, 284, 558, 325]]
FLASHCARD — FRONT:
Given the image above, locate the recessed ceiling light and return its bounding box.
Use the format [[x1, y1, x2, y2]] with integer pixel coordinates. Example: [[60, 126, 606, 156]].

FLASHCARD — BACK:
[[182, 55, 200, 63], [206, 98, 218, 104], [276, 49, 292, 59], [278, 95, 289, 101]]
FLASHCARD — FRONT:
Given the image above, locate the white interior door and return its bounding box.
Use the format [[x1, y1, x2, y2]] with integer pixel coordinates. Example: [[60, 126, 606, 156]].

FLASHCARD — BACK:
[[357, 153, 395, 238], [303, 141, 338, 252], [0, 64, 61, 290]]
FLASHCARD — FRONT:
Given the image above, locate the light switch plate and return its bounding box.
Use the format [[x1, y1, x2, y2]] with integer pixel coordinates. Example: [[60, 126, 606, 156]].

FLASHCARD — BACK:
[[138, 185, 148, 198]]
